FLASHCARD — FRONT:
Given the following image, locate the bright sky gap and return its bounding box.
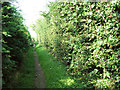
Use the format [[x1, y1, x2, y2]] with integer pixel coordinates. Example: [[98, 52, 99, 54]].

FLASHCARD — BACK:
[[14, 0, 55, 38]]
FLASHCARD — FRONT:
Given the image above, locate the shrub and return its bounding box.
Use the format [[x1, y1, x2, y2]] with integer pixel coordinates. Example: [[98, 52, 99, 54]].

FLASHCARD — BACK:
[[2, 2, 31, 87], [33, 1, 120, 89]]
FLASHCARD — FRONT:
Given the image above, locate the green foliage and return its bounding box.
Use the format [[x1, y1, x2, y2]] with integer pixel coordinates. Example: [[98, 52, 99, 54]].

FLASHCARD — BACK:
[[33, 1, 120, 89], [35, 45, 84, 88], [7, 47, 35, 88], [2, 2, 31, 87]]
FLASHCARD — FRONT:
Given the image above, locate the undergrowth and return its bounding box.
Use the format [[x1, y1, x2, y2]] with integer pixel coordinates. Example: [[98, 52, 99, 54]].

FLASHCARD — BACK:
[[6, 47, 35, 88], [35, 45, 84, 88]]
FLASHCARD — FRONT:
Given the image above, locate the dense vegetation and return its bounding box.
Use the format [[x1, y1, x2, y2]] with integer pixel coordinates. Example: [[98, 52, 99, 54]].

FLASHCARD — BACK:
[[33, 1, 120, 89], [2, 2, 31, 87], [35, 45, 80, 88], [8, 47, 35, 88]]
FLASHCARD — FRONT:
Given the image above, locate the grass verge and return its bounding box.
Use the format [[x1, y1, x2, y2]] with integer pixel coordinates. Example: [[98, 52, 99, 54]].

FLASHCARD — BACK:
[[35, 45, 83, 88], [9, 47, 35, 88]]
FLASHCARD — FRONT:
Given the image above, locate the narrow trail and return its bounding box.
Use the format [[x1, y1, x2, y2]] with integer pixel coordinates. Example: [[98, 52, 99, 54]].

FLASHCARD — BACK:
[[33, 48, 45, 88]]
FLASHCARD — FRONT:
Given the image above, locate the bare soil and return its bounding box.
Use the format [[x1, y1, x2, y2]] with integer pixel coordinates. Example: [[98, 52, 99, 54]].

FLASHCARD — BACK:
[[33, 48, 45, 88]]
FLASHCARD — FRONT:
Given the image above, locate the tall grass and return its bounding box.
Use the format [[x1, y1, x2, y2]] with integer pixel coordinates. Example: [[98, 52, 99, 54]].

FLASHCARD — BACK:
[[35, 45, 83, 88], [8, 47, 35, 88]]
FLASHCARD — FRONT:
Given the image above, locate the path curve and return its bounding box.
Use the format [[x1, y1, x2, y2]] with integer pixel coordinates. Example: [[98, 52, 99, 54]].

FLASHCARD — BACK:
[[33, 48, 45, 88]]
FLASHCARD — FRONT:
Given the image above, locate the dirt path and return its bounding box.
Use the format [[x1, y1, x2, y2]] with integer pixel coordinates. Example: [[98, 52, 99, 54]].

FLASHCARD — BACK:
[[33, 48, 45, 88]]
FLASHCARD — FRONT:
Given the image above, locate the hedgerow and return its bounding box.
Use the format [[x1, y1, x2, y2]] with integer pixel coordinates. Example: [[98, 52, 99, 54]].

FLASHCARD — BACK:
[[2, 2, 31, 87], [33, 1, 120, 89]]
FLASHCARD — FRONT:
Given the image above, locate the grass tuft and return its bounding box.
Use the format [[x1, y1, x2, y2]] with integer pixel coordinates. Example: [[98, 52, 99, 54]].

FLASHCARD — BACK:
[[35, 46, 83, 88], [9, 47, 35, 88]]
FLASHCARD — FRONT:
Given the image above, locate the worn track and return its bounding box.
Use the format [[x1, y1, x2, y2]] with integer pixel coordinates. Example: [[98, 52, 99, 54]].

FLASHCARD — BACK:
[[33, 48, 45, 88]]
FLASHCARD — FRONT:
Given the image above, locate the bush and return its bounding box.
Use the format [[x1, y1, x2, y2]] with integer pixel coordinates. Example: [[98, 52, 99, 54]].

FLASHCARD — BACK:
[[33, 1, 120, 89], [2, 2, 31, 87]]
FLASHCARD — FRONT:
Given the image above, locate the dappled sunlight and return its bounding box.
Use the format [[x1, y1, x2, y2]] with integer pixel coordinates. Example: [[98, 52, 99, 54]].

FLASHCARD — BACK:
[[2, 0, 120, 89], [59, 78, 75, 86]]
